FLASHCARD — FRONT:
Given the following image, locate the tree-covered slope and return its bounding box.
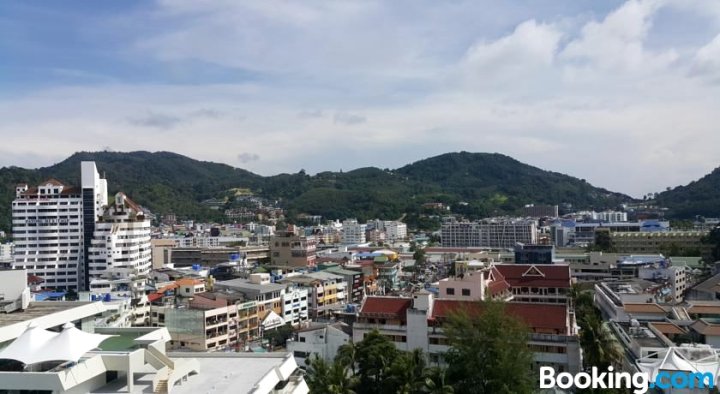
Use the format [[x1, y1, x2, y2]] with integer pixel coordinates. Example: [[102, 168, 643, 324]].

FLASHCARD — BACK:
[[656, 166, 720, 219], [0, 150, 635, 232]]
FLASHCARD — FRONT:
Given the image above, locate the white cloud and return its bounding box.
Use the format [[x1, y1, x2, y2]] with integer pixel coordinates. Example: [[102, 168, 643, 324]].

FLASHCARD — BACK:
[[3, 0, 720, 198], [690, 33, 720, 81], [561, 0, 677, 71]]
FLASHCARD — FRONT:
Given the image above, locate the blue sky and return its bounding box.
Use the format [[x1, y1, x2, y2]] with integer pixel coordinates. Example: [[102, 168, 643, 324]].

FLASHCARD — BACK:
[[1, 0, 720, 197]]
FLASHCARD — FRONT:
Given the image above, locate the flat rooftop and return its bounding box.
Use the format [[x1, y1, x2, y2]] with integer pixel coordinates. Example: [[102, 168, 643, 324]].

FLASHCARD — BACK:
[[91, 353, 297, 394], [0, 301, 94, 328]]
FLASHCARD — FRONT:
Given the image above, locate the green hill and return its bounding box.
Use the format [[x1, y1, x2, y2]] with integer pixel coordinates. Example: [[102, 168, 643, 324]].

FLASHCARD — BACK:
[[656, 166, 720, 219], [0, 151, 634, 232]]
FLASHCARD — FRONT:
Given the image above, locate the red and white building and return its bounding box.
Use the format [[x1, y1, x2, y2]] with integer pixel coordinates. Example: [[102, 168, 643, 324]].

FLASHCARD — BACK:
[[493, 264, 573, 304], [353, 290, 582, 373]]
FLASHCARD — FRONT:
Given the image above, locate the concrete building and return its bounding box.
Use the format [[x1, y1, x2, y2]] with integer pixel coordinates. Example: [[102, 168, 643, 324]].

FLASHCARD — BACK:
[[281, 272, 346, 320], [270, 230, 317, 268], [150, 298, 242, 352], [493, 264, 573, 304], [325, 266, 364, 303], [438, 266, 512, 301], [215, 275, 310, 327], [0, 324, 308, 393], [341, 219, 367, 245], [0, 242, 13, 263], [151, 239, 175, 269], [610, 230, 709, 255], [522, 204, 559, 218], [12, 179, 86, 290], [514, 243, 555, 264], [87, 192, 151, 299], [441, 219, 537, 248], [353, 292, 581, 373], [287, 322, 352, 364]]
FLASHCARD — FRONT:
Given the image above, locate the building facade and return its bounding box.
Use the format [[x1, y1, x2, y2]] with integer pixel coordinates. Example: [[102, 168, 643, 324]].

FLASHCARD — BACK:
[[270, 231, 317, 267], [441, 220, 538, 248], [88, 192, 151, 298]]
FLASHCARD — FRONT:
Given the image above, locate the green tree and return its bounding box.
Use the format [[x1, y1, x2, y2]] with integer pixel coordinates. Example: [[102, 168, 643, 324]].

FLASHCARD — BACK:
[[443, 300, 534, 394], [702, 226, 720, 262], [264, 323, 294, 348], [588, 229, 615, 253], [354, 330, 401, 393], [572, 288, 622, 370], [305, 355, 358, 394]]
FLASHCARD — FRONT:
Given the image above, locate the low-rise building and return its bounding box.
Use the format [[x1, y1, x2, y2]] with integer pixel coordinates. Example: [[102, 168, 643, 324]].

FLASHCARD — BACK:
[[493, 263, 573, 304], [287, 322, 352, 364], [281, 272, 346, 320], [352, 292, 581, 373]]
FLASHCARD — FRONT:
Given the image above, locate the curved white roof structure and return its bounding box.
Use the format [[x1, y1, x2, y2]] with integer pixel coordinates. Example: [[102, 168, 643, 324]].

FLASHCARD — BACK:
[[0, 324, 59, 364], [0, 323, 114, 364], [637, 346, 720, 381]]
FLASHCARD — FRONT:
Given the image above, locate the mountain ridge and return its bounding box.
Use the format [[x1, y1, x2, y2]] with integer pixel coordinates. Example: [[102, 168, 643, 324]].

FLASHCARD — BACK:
[[0, 150, 642, 232]]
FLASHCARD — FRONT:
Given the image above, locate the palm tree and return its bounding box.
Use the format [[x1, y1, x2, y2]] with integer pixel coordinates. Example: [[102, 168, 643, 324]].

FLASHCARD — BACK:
[[580, 314, 622, 369], [422, 367, 454, 393], [305, 355, 357, 394], [336, 342, 358, 375]]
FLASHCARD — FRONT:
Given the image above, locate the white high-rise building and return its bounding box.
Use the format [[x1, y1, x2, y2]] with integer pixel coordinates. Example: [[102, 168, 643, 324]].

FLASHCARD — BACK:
[[12, 179, 85, 290], [341, 219, 366, 245], [12, 162, 109, 291], [80, 162, 108, 290], [88, 192, 151, 298]]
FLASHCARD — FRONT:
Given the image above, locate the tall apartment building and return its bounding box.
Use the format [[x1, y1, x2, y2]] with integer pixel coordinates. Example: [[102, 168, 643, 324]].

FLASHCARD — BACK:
[[341, 219, 366, 245], [11, 162, 153, 292], [441, 220, 537, 248], [87, 192, 152, 297], [270, 230, 317, 267], [12, 178, 89, 290], [80, 162, 109, 289]]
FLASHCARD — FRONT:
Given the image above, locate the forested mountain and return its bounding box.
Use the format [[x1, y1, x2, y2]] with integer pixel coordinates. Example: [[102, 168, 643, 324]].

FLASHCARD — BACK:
[[656, 166, 720, 219], [0, 151, 634, 232]]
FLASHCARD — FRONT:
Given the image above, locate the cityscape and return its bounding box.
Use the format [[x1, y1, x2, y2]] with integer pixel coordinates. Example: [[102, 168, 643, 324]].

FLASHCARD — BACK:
[[2, 1, 720, 393]]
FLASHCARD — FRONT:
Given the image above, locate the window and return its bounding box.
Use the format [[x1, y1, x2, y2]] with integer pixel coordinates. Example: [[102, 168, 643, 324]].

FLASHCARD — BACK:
[[462, 289, 471, 296], [446, 288, 455, 295]]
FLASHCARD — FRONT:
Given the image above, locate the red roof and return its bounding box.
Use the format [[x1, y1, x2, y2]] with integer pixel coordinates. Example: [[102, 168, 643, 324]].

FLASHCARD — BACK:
[[27, 274, 45, 284], [431, 300, 568, 333], [359, 296, 412, 319], [487, 280, 511, 296], [148, 293, 163, 302], [493, 264, 571, 288]]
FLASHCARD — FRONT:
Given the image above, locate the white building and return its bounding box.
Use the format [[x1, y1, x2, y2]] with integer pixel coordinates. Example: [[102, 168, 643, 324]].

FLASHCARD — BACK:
[[88, 192, 152, 299], [0, 242, 13, 263], [12, 162, 107, 291], [353, 291, 581, 372], [288, 322, 351, 364], [282, 285, 310, 326], [441, 219, 538, 248], [597, 211, 628, 222], [12, 179, 85, 290], [341, 219, 366, 245], [384, 221, 408, 242]]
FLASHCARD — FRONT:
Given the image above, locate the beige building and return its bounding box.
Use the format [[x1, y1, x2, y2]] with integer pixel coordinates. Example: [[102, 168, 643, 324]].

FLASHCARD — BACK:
[[610, 231, 709, 255], [270, 230, 317, 268], [151, 239, 175, 269]]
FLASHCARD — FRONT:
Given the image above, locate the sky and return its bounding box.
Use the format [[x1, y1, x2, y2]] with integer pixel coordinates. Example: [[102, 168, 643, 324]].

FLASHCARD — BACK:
[[1, 0, 720, 197]]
